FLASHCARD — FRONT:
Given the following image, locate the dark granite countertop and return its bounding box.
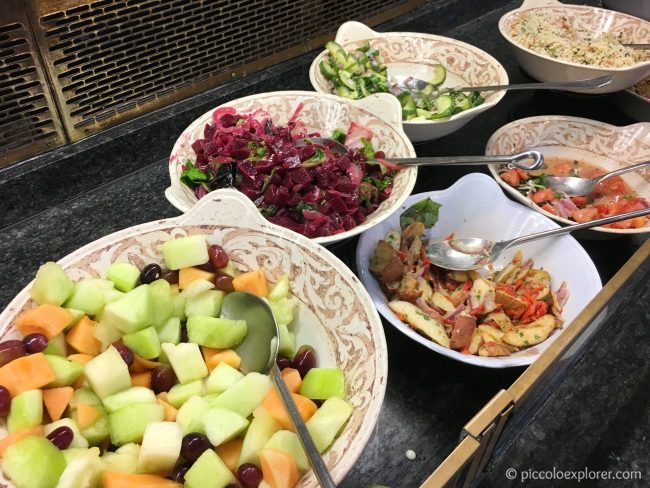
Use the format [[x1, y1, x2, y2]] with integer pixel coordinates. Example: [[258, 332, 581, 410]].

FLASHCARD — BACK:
[[0, 1, 648, 487]]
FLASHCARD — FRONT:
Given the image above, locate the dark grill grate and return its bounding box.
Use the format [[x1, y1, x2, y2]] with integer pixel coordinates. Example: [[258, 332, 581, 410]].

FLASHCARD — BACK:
[[33, 0, 419, 139], [0, 8, 65, 168]]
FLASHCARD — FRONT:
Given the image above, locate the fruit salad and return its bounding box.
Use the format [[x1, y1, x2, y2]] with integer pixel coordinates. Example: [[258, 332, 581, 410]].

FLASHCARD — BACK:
[[0, 235, 352, 488]]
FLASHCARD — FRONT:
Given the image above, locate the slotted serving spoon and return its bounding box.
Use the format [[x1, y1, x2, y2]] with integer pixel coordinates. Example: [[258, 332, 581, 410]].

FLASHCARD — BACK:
[[540, 160, 650, 196], [425, 207, 650, 271], [221, 292, 337, 488], [295, 137, 544, 171]]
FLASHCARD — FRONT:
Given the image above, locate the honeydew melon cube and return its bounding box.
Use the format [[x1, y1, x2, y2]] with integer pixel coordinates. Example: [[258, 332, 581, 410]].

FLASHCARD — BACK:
[[299, 368, 345, 400], [93, 320, 122, 347], [149, 279, 174, 328], [185, 290, 224, 317], [56, 448, 103, 488], [186, 315, 247, 349], [45, 355, 84, 387], [122, 326, 161, 360], [137, 421, 182, 475], [84, 279, 116, 290], [184, 449, 235, 488], [2, 436, 66, 488], [167, 380, 204, 408], [172, 294, 187, 321], [64, 280, 105, 317], [269, 296, 297, 327], [30, 261, 74, 306], [101, 443, 140, 474], [237, 410, 281, 468], [268, 274, 290, 301], [62, 447, 97, 466], [218, 261, 239, 277], [107, 262, 141, 292], [156, 316, 181, 345], [161, 342, 208, 384], [180, 279, 215, 298], [103, 386, 156, 413], [277, 323, 296, 358], [8, 389, 43, 433], [305, 397, 353, 453], [203, 393, 221, 406], [162, 235, 209, 270], [69, 388, 102, 409], [203, 407, 249, 447], [176, 395, 210, 435], [43, 333, 67, 356], [100, 288, 124, 304], [205, 362, 244, 395], [211, 372, 272, 418], [264, 430, 309, 472], [84, 345, 132, 399], [108, 403, 164, 445], [44, 418, 89, 448], [101, 284, 153, 333]]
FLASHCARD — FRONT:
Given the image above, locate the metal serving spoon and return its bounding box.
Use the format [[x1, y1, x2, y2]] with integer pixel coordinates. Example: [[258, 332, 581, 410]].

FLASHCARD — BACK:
[[295, 137, 544, 171], [425, 207, 650, 271], [622, 43, 650, 49], [541, 160, 650, 196], [221, 292, 337, 488], [394, 75, 613, 93]]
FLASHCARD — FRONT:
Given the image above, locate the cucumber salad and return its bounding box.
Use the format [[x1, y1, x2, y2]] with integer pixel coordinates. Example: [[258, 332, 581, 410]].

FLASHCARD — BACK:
[[0, 235, 351, 488], [319, 41, 485, 121]]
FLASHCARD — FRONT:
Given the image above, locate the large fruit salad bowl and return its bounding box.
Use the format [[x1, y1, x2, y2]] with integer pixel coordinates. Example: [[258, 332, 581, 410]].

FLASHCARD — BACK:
[[0, 189, 387, 488]]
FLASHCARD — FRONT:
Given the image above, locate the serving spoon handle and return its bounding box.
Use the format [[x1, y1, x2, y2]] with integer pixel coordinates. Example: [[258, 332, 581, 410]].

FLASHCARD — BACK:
[[451, 75, 614, 93]]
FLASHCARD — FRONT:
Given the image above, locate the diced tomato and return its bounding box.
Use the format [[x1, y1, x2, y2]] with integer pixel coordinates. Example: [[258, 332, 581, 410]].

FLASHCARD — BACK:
[[541, 203, 555, 214], [531, 188, 554, 204], [570, 196, 588, 206], [553, 161, 574, 175], [515, 168, 530, 181], [500, 169, 520, 187], [571, 207, 599, 223], [594, 176, 628, 196], [605, 217, 648, 229]]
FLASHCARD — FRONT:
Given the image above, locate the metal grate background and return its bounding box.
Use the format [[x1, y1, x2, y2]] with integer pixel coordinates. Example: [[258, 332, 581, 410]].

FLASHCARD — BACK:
[[0, 0, 66, 169], [30, 0, 422, 141]]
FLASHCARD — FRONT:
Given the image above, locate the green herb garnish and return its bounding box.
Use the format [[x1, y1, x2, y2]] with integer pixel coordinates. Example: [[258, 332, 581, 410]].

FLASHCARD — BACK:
[[331, 129, 346, 144], [180, 160, 209, 188], [399, 198, 442, 230]]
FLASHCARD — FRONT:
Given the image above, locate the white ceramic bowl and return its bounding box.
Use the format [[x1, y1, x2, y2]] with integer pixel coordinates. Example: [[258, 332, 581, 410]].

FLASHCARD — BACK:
[[309, 22, 509, 143], [603, 0, 650, 21], [356, 173, 602, 368], [486, 116, 650, 235], [616, 76, 650, 121], [0, 189, 388, 487], [166, 90, 417, 246], [499, 0, 650, 93]]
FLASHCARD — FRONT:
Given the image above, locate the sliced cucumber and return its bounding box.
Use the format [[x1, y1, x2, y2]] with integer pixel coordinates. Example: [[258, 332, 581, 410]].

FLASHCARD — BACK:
[[319, 60, 338, 81], [431, 64, 446, 86], [356, 40, 371, 52], [420, 83, 435, 96], [398, 92, 416, 111], [338, 70, 357, 90], [432, 94, 454, 118], [326, 41, 348, 67], [335, 85, 358, 99]]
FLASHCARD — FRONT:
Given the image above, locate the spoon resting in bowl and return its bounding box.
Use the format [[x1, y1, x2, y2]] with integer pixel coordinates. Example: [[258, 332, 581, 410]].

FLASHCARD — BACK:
[[426, 207, 650, 271], [221, 292, 337, 488]]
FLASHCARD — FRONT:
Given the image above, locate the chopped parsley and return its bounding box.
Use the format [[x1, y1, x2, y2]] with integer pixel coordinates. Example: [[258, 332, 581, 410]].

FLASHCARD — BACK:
[[180, 160, 209, 188], [260, 205, 277, 217], [362, 175, 393, 191], [331, 128, 346, 144]]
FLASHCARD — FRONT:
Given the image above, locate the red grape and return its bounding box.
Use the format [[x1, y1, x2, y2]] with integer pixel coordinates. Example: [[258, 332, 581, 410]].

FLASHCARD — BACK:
[[0, 340, 26, 367], [112, 342, 134, 367], [23, 333, 48, 354], [151, 365, 176, 394], [276, 355, 293, 371], [47, 426, 74, 449], [140, 264, 162, 284], [208, 244, 229, 269], [214, 273, 235, 293], [160, 269, 179, 284], [170, 462, 192, 482], [237, 463, 263, 488], [293, 345, 317, 377], [181, 433, 211, 462], [0, 386, 11, 416]]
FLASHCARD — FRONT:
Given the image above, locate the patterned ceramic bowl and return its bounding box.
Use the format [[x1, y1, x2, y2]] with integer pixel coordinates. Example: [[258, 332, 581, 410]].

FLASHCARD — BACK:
[[486, 116, 650, 235], [499, 0, 650, 93], [0, 189, 388, 487], [308, 22, 509, 142], [166, 91, 417, 246]]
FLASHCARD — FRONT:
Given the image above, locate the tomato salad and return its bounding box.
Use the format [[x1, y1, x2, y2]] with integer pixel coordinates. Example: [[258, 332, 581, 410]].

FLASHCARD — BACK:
[[500, 157, 649, 229]]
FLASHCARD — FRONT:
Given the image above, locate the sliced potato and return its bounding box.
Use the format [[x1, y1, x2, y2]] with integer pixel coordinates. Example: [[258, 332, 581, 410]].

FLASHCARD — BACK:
[[470, 278, 495, 310], [501, 314, 556, 347], [384, 229, 401, 251], [432, 291, 456, 313], [467, 329, 484, 355], [482, 311, 513, 332], [406, 237, 422, 266], [417, 277, 434, 303], [388, 300, 450, 348], [494, 261, 518, 284], [478, 324, 504, 341], [495, 289, 526, 317], [449, 315, 477, 350], [448, 271, 469, 282], [522, 269, 551, 300], [397, 272, 421, 302], [478, 342, 512, 357]]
